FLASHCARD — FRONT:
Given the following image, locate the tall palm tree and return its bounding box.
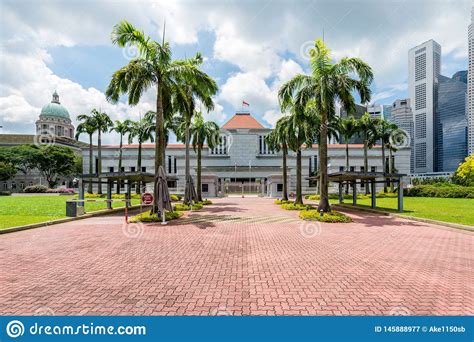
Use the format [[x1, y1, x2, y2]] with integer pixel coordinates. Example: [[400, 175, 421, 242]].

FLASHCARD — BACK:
[[337, 116, 360, 172], [75, 116, 96, 194], [358, 112, 380, 194], [188, 112, 220, 201], [110, 119, 132, 193], [89, 109, 113, 194], [128, 115, 155, 193], [279, 39, 373, 212], [265, 115, 291, 201], [376, 119, 398, 192], [106, 20, 216, 212], [173, 54, 218, 204]]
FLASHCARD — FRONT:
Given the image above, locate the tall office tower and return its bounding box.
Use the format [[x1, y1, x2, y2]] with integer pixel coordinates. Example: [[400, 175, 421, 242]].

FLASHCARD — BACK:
[[468, 7, 474, 155], [436, 73, 468, 171], [408, 39, 441, 173], [367, 104, 382, 118], [383, 105, 392, 122], [391, 99, 414, 173]]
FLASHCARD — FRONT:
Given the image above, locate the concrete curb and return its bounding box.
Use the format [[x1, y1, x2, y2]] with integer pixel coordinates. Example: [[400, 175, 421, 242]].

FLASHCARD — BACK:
[[0, 205, 143, 235], [333, 203, 474, 233]]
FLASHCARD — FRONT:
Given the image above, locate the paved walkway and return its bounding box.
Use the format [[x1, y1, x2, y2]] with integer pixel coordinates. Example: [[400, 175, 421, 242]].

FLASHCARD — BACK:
[[0, 197, 472, 315]]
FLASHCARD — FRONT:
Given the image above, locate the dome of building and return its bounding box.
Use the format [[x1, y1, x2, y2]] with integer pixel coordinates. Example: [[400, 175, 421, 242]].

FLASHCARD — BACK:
[[40, 91, 70, 119]]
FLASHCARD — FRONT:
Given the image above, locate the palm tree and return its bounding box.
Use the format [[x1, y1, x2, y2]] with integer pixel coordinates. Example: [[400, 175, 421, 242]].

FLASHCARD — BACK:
[[173, 54, 218, 204], [279, 39, 373, 212], [337, 116, 360, 172], [358, 112, 380, 194], [128, 115, 155, 193], [75, 116, 96, 194], [265, 116, 291, 201], [106, 20, 216, 212], [110, 119, 132, 193], [188, 112, 220, 201], [90, 109, 113, 194], [375, 119, 398, 192]]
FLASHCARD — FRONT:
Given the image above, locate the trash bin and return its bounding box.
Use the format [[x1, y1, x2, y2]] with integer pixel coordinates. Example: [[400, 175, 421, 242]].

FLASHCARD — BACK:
[[66, 200, 84, 217]]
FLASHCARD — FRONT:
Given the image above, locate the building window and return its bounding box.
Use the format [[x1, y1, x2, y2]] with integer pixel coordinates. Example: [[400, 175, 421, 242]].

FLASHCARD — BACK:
[[2, 183, 7, 190], [202, 183, 209, 193], [350, 166, 355, 172], [167, 156, 177, 174], [339, 166, 344, 172], [277, 183, 283, 192], [210, 135, 228, 155], [141, 167, 146, 172], [415, 142, 427, 168], [258, 135, 275, 155], [20, 182, 25, 190], [415, 113, 427, 139], [371, 166, 376, 172], [415, 53, 426, 81], [11, 182, 16, 190], [120, 167, 125, 172], [415, 83, 426, 110], [130, 167, 136, 172], [109, 167, 114, 172], [167, 180, 177, 188]]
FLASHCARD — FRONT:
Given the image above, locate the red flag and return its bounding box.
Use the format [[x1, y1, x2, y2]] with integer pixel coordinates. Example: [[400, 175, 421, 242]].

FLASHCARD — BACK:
[[242, 100, 249, 107]]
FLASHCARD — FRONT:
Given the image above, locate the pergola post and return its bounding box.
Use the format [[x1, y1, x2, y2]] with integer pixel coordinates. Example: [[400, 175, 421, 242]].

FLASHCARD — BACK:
[[338, 182, 343, 204], [371, 180, 376, 209], [352, 181, 357, 206], [397, 180, 403, 212], [126, 180, 131, 208], [106, 180, 112, 209]]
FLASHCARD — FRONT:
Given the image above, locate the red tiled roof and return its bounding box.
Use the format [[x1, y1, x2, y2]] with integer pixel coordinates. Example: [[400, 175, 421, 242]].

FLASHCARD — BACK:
[[222, 112, 265, 129], [102, 143, 193, 149], [312, 144, 381, 149]]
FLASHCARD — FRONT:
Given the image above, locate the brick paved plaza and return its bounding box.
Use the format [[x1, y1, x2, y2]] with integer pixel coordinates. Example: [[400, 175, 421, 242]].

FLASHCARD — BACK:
[[0, 197, 472, 316]]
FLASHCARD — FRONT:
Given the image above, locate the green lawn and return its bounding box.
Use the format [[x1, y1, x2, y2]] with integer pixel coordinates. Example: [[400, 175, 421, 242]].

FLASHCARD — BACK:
[[341, 197, 474, 226], [0, 195, 140, 229]]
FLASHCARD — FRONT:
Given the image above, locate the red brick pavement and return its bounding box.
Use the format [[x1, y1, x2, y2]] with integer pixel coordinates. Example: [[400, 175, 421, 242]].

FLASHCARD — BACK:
[[0, 197, 472, 316]]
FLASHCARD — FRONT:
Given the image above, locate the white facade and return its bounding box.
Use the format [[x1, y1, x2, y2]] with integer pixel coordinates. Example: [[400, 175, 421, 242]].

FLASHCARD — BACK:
[[409, 40, 441, 173], [367, 104, 382, 119], [468, 7, 474, 155], [82, 113, 411, 197]]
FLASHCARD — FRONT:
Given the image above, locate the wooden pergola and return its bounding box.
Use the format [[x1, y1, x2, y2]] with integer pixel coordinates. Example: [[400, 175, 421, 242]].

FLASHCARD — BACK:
[[307, 171, 406, 212]]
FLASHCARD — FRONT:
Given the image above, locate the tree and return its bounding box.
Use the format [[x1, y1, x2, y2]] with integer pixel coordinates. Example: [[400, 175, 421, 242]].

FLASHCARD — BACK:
[[173, 54, 218, 204], [76, 115, 97, 193], [337, 116, 359, 172], [91, 109, 113, 194], [375, 119, 398, 192], [0, 161, 16, 182], [358, 112, 380, 194], [0, 145, 40, 188], [188, 112, 220, 201], [128, 115, 155, 193], [32, 146, 77, 188], [453, 154, 474, 186], [106, 20, 213, 213], [110, 119, 132, 193], [279, 39, 373, 212], [265, 116, 292, 201]]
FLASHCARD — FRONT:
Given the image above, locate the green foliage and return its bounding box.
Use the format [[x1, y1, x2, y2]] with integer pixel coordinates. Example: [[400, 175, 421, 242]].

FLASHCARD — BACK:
[[129, 210, 183, 223], [23, 185, 48, 193], [0, 191, 11, 196], [84, 193, 141, 199], [305, 194, 320, 200], [404, 184, 474, 198], [170, 194, 182, 201], [0, 161, 16, 181], [274, 199, 290, 204], [200, 199, 212, 205], [411, 177, 451, 186], [299, 210, 352, 223], [281, 203, 313, 210], [452, 154, 474, 186], [173, 202, 203, 211]]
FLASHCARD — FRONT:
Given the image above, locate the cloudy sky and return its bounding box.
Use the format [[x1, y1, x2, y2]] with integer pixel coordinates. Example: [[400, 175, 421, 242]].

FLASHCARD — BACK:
[[0, 0, 471, 143]]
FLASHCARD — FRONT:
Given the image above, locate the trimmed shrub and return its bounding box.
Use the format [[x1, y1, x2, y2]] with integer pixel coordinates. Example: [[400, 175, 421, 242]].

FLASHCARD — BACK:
[[129, 210, 183, 223], [46, 188, 75, 194], [0, 191, 11, 196], [299, 210, 352, 223], [274, 199, 290, 204], [170, 194, 181, 202], [404, 184, 474, 198], [200, 199, 213, 205], [173, 203, 204, 211], [305, 194, 320, 200], [23, 185, 48, 193], [281, 203, 313, 210]]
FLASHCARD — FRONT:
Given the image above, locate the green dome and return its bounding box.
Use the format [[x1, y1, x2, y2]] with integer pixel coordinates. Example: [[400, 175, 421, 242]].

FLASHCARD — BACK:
[[40, 91, 70, 119]]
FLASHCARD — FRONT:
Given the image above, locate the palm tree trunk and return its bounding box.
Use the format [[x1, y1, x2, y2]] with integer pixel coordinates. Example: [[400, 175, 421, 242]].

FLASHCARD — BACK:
[[98, 130, 102, 194], [345, 140, 349, 194], [282, 144, 288, 201], [364, 135, 369, 195], [88, 134, 93, 194], [389, 149, 394, 192], [184, 123, 191, 205], [318, 111, 330, 212], [382, 143, 387, 193], [153, 86, 164, 214], [136, 141, 142, 194], [117, 134, 123, 194], [197, 145, 202, 202], [295, 148, 303, 205]]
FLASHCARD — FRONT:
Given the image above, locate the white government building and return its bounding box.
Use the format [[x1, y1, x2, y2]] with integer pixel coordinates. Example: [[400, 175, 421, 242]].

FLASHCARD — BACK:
[[83, 112, 411, 197]]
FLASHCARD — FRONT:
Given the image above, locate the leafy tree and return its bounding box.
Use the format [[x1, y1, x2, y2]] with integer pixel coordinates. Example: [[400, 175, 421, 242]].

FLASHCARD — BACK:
[[357, 112, 380, 194], [453, 154, 474, 186], [76, 115, 97, 193], [32, 146, 77, 188], [0, 161, 16, 181], [279, 39, 373, 212], [337, 116, 359, 172], [188, 112, 220, 201], [375, 119, 399, 192]]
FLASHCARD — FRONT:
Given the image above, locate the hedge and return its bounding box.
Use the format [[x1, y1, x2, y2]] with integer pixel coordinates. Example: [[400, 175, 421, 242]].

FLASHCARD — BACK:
[[280, 203, 313, 211], [404, 184, 474, 198], [129, 210, 183, 223], [23, 185, 48, 193], [173, 203, 204, 211], [299, 210, 352, 223]]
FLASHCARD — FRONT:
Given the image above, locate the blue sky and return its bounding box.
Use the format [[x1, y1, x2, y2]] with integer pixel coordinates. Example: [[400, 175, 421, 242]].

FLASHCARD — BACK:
[[0, 0, 471, 143]]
